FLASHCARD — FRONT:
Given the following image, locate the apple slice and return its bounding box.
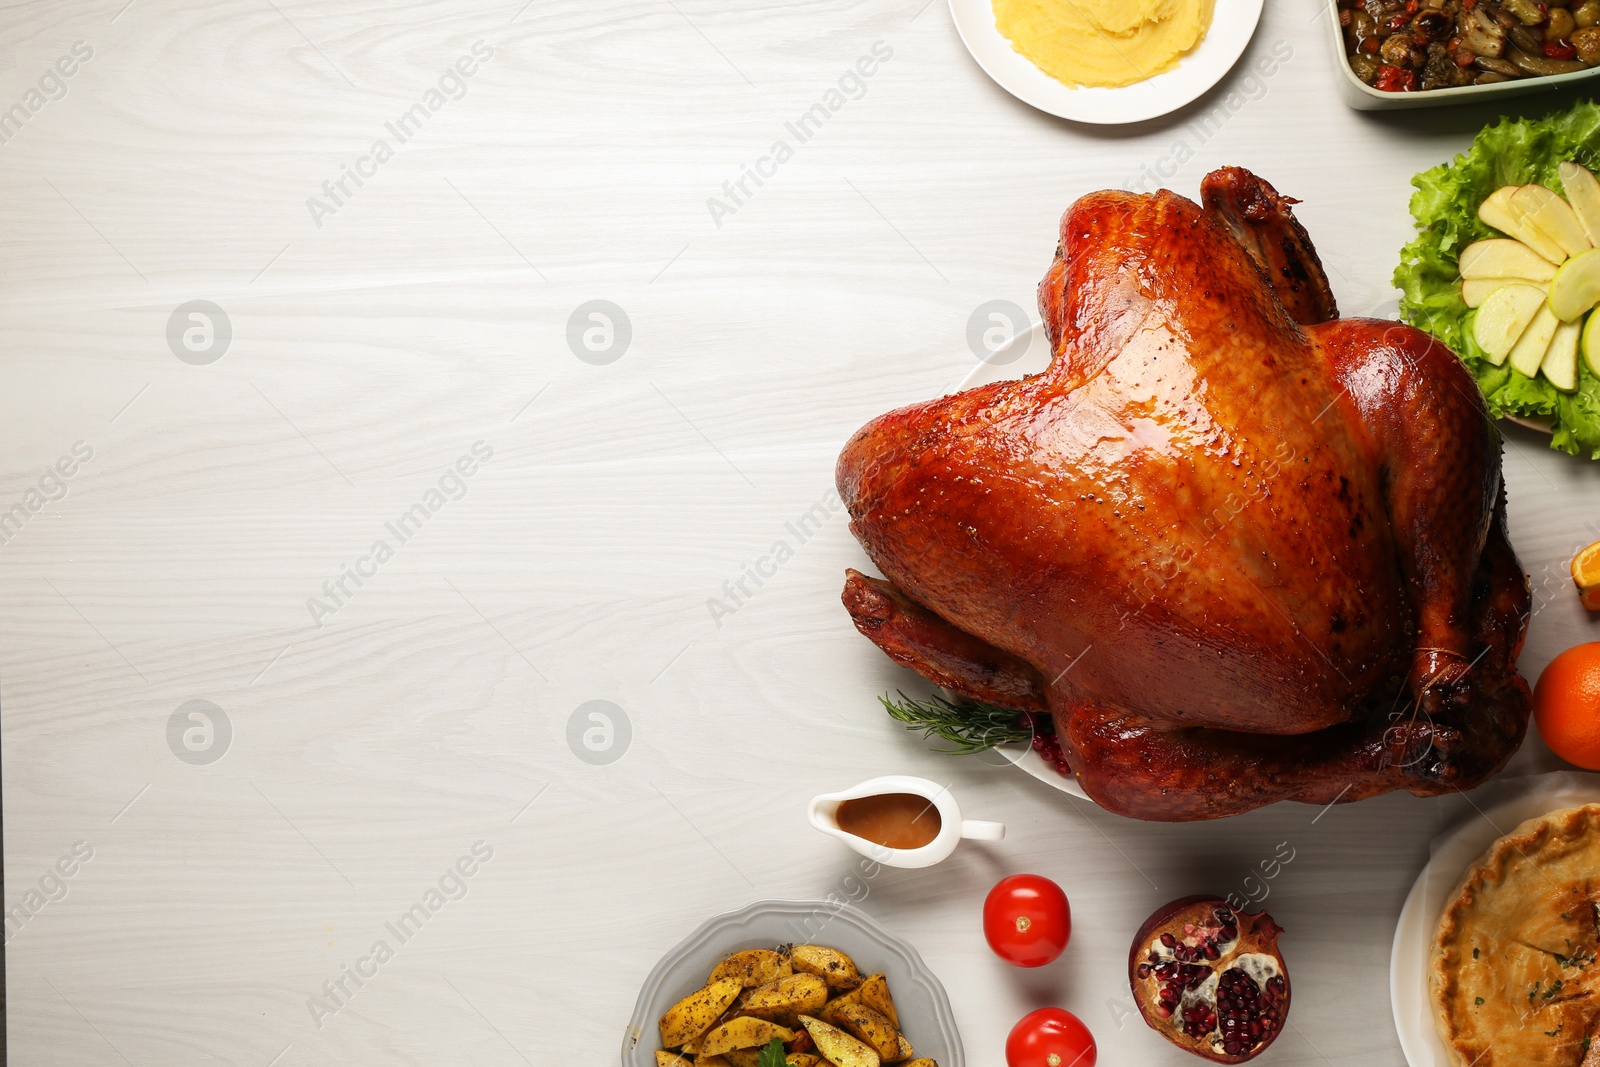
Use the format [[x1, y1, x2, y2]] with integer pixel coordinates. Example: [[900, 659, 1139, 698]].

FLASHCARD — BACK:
[[1477, 185, 1524, 238], [1459, 238, 1559, 282], [1549, 247, 1600, 321], [1543, 317, 1581, 392], [1512, 184, 1592, 259], [1473, 284, 1547, 364], [1500, 186, 1573, 263], [1462, 277, 1545, 307], [1561, 161, 1600, 246], [1582, 309, 1600, 380], [1477, 185, 1566, 260], [1508, 303, 1560, 378]]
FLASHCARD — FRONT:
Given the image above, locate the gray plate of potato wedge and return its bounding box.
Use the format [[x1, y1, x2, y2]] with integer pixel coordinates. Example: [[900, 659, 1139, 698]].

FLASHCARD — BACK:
[[622, 898, 963, 1067]]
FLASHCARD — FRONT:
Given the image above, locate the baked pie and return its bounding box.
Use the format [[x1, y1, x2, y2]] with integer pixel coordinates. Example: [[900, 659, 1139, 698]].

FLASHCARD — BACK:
[[1431, 804, 1600, 1067]]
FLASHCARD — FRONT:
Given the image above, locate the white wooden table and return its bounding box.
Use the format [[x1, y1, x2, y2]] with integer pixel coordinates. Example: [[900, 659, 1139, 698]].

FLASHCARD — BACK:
[[2, 1, 1595, 1063]]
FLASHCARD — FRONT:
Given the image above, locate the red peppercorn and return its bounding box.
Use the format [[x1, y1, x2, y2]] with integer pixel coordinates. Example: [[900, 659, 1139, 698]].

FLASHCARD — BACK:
[[1545, 39, 1579, 60]]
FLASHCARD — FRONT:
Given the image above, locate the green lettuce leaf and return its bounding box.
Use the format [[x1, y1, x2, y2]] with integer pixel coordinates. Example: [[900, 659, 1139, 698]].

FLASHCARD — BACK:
[[1394, 99, 1600, 458]]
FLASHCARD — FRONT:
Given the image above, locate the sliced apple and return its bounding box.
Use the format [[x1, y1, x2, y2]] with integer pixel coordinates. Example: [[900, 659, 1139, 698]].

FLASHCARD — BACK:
[[1477, 185, 1566, 261], [1462, 277, 1545, 308], [1549, 247, 1600, 321], [1512, 184, 1592, 259], [1544, 317, 1581, 392], [1509, 302, 1560, 378], [1477, 185, 1524, 238], [1561, 161, 1600, 246], [1473, 283, 1547, 364], [1582, 309, 1600, 380], [1459, 238, 1560, 282]]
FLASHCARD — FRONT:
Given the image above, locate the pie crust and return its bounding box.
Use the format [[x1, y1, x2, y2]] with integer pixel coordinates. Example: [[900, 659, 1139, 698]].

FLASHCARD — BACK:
[[1431, 804, 1600, 1067]]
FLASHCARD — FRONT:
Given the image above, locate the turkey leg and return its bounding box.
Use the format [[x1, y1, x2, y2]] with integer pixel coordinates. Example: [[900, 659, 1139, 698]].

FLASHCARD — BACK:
[[843, 568, 1048, 712]]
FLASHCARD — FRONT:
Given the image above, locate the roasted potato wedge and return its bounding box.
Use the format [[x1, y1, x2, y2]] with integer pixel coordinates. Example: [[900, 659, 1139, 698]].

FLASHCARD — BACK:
[[654, 1053, 693, 1067], [800, 1015, 880, 1067], [710, 948, 792, 989], [856, 974, 900, 1028], [696, 1057, 735, 1067], [724, 1054, 812, 1067], [791, 945, 861, 991], [700, 1017, 796, 1057], [900, 1060, 938, 1067], [891, 1033, 916, 1062], [740, 973, 829, 1025], [659, 978, 743, 1049], [818, 999, 901, 1061]]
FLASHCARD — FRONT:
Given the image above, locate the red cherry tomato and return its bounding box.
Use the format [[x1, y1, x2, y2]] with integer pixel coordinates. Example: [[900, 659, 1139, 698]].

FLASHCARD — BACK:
[[983, 874, 1071, 967], [1006, 1007, 1096, 1067]]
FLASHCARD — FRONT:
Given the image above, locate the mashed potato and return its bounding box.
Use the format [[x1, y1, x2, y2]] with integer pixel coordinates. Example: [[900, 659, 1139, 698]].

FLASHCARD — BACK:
[[993, 0, 1216, 89]]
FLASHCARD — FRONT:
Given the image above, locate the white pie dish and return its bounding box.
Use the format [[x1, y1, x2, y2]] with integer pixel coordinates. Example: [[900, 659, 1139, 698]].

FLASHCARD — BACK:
[[1390, 771, 1600, 1066]]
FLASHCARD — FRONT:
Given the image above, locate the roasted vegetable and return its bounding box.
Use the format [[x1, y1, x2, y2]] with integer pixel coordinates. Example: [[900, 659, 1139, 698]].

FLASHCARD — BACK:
[[740, 973, 829, 1025], [855, 973, 901, 1028], [818, 998, 903, 1061], [700, 1017, 795, 1057], [659, 978, 743, 1049], [800, 1015, 881, 1067], [791, 944, 861, 991], [710, 948, 793, 989]]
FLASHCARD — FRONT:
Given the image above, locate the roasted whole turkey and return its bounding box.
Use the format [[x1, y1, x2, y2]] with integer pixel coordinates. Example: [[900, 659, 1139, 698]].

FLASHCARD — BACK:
[[838, 167, 1532, 821]]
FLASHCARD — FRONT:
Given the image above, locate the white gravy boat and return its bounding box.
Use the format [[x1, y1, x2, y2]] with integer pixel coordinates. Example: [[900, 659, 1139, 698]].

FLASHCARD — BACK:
[[808, 774, 1005, 869]]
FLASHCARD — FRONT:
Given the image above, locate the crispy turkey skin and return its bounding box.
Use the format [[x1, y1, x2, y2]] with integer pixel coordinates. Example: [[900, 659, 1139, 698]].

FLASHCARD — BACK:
[[838, 167, 1531, 822]]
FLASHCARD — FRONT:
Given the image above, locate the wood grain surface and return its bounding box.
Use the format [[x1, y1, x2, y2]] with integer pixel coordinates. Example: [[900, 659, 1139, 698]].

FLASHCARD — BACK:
[[2, 0, 1598, 1064]]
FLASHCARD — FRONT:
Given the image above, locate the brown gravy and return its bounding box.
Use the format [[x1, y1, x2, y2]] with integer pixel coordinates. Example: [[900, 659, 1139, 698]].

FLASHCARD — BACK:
[[836, 792, 941, 850]]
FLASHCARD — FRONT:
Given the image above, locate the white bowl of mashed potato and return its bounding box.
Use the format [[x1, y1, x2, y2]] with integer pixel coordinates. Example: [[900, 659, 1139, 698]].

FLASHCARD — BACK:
[[948, 0, 1264, 124]]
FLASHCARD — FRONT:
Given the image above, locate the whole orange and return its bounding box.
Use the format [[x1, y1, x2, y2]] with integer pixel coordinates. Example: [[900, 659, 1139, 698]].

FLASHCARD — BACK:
[[1534, 643, 1600, 770]]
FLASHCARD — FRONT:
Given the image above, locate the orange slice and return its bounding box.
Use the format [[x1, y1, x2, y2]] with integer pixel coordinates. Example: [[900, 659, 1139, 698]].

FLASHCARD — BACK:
[[1572, 540, 1600, 610]]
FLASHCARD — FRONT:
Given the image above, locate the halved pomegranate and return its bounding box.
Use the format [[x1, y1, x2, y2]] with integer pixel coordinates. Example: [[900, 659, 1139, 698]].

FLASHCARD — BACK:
[[1128, 896, 1289, 1063]]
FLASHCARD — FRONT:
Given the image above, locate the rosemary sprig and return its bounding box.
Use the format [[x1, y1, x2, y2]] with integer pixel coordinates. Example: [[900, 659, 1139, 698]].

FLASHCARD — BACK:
[[879, 690, 1035, 754]]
